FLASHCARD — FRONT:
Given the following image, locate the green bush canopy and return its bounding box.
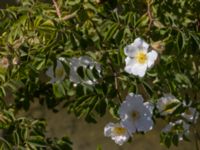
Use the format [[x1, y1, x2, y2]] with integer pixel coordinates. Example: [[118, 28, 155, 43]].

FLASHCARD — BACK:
[[0, 0, 200, 149]]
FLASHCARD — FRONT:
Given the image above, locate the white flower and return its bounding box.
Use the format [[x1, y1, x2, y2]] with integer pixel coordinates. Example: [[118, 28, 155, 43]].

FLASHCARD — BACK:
[[156, 94, 180, 116], [46, 60, 66, 83], [162, 120, 190, 141], [104, 122, 130, 146], [69, 56, 101, 85], [124, 37, 158, 77], [181, 107, 199, 123], [119, 93, 154, 134]]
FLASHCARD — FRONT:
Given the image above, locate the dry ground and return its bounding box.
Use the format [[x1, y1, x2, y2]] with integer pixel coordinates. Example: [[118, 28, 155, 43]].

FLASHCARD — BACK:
[[18, 101, 199, 150]]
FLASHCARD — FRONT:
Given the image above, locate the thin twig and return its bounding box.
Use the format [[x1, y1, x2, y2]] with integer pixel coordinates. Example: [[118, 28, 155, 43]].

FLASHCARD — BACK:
[[114, 73, 123, 103], [192, 111, 200, 150], [108, 60, 122, 103], [52, 0, 61, 18], [146, 0, 153, 30]]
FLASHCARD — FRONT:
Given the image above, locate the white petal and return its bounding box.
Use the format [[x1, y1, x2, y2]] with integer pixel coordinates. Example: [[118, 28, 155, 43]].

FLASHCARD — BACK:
[[181, 107, 199, 123], [104, 122, 130, 145], [49, 78, 56, 84], [162, 122, 174, 132], [56, 60, 63, 68], [79, 56, 93, 66], [46, 66, 54, 79], [124, 57, 136, 74], [147, 50, 158, 68], [136, 117, 154, 132], [84, 80, 94, 85], [69, 56, 101, 85], [69, 69, 81, 83], [70, 58, 79, 69], [69, 58, 81, 83], [112, 135, 129, 146], [134, 38, 149, 51], [124, 38, 149, 57], [55, 60, 66, 81], [130, 63, 147, 77], [125, 57, 148, 77], [144, 102, 154, 115], [104, 122, 115, 137], [58, 57, 66, 62], [119, 93, 154, 133], [132, 94, 144, 103], [124, 43, 138, 57], [120, 118, 137, 134]]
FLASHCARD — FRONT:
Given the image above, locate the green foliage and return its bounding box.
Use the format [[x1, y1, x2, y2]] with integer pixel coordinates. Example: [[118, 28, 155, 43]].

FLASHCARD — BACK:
[[0, 0, 199, 149], [0, 108, 72, 150]]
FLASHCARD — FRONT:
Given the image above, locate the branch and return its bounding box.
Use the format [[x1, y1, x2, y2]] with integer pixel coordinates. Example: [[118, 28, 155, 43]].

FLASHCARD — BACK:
[[108, 60, 122, 103], [52, 0, 61, 18], [146, 0, 153, 30]]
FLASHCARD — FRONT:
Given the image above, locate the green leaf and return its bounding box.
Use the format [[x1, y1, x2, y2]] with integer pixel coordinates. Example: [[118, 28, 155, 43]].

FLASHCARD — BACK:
[[172, 134, 179, 146], [104, 23, 119, 41], [53, 83, 66, 98], [77, 66, 85, 79]]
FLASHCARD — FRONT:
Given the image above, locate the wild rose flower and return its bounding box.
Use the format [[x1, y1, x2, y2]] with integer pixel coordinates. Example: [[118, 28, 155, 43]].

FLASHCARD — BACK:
[[182, 107, 199, 123], [119, 93, 154, 134], [157, 94, 180, 116], [104, 122, 130, 146], [69, 56, 100, 85], [162, 120, 190, 141], [46, 60, 66, 83], [124, 37, 158, 77]]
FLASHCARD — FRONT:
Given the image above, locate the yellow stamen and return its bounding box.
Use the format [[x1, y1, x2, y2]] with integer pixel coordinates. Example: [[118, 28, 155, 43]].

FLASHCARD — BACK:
[[55, 68, 64, 78], [113, 127, 126, 135], [132, 111, 140, 121], [135, 51, 147, 64]]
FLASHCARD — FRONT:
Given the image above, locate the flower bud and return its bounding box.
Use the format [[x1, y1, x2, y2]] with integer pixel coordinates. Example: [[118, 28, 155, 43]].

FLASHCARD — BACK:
[[0, 57, 9, 68], [151, 40, 165, 54], [12, 57, 20, 65]]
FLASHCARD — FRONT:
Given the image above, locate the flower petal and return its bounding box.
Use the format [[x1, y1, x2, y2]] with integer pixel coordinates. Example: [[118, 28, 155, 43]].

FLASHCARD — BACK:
[[134, 38, 149, 51], [124, 43, 138, 57], [124, 57, 136, 73], [131, 63, 147, 77], [124, 38, 149, 57], [55, 60, 66, 81], [125, 57, 148, 77], [147, 50, 158, 68], [136, 117, 153, 132], [46, 66, 54, 79], [119, 93, 153, 134], [104, 122, 130, 145], [120, 118, 137, 134], [79, 56, 93, 66], [104, 122, 114, 137], [144, 102, 154, 115]]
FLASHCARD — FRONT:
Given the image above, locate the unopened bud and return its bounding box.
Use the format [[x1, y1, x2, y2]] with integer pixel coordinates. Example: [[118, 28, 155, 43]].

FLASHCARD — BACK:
[[151, 40, 165, 54], [0, 57, 9, 68], [12, 57, 20, 65]]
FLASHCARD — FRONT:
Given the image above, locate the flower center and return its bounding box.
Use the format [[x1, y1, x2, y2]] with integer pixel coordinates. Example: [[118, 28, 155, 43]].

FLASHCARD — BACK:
[[163, 100, 179, 114], [55, 67, 65, 79], [132, 110, 140, 121], [113, 127, 126, 135], [135, 51, 147, 64]]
